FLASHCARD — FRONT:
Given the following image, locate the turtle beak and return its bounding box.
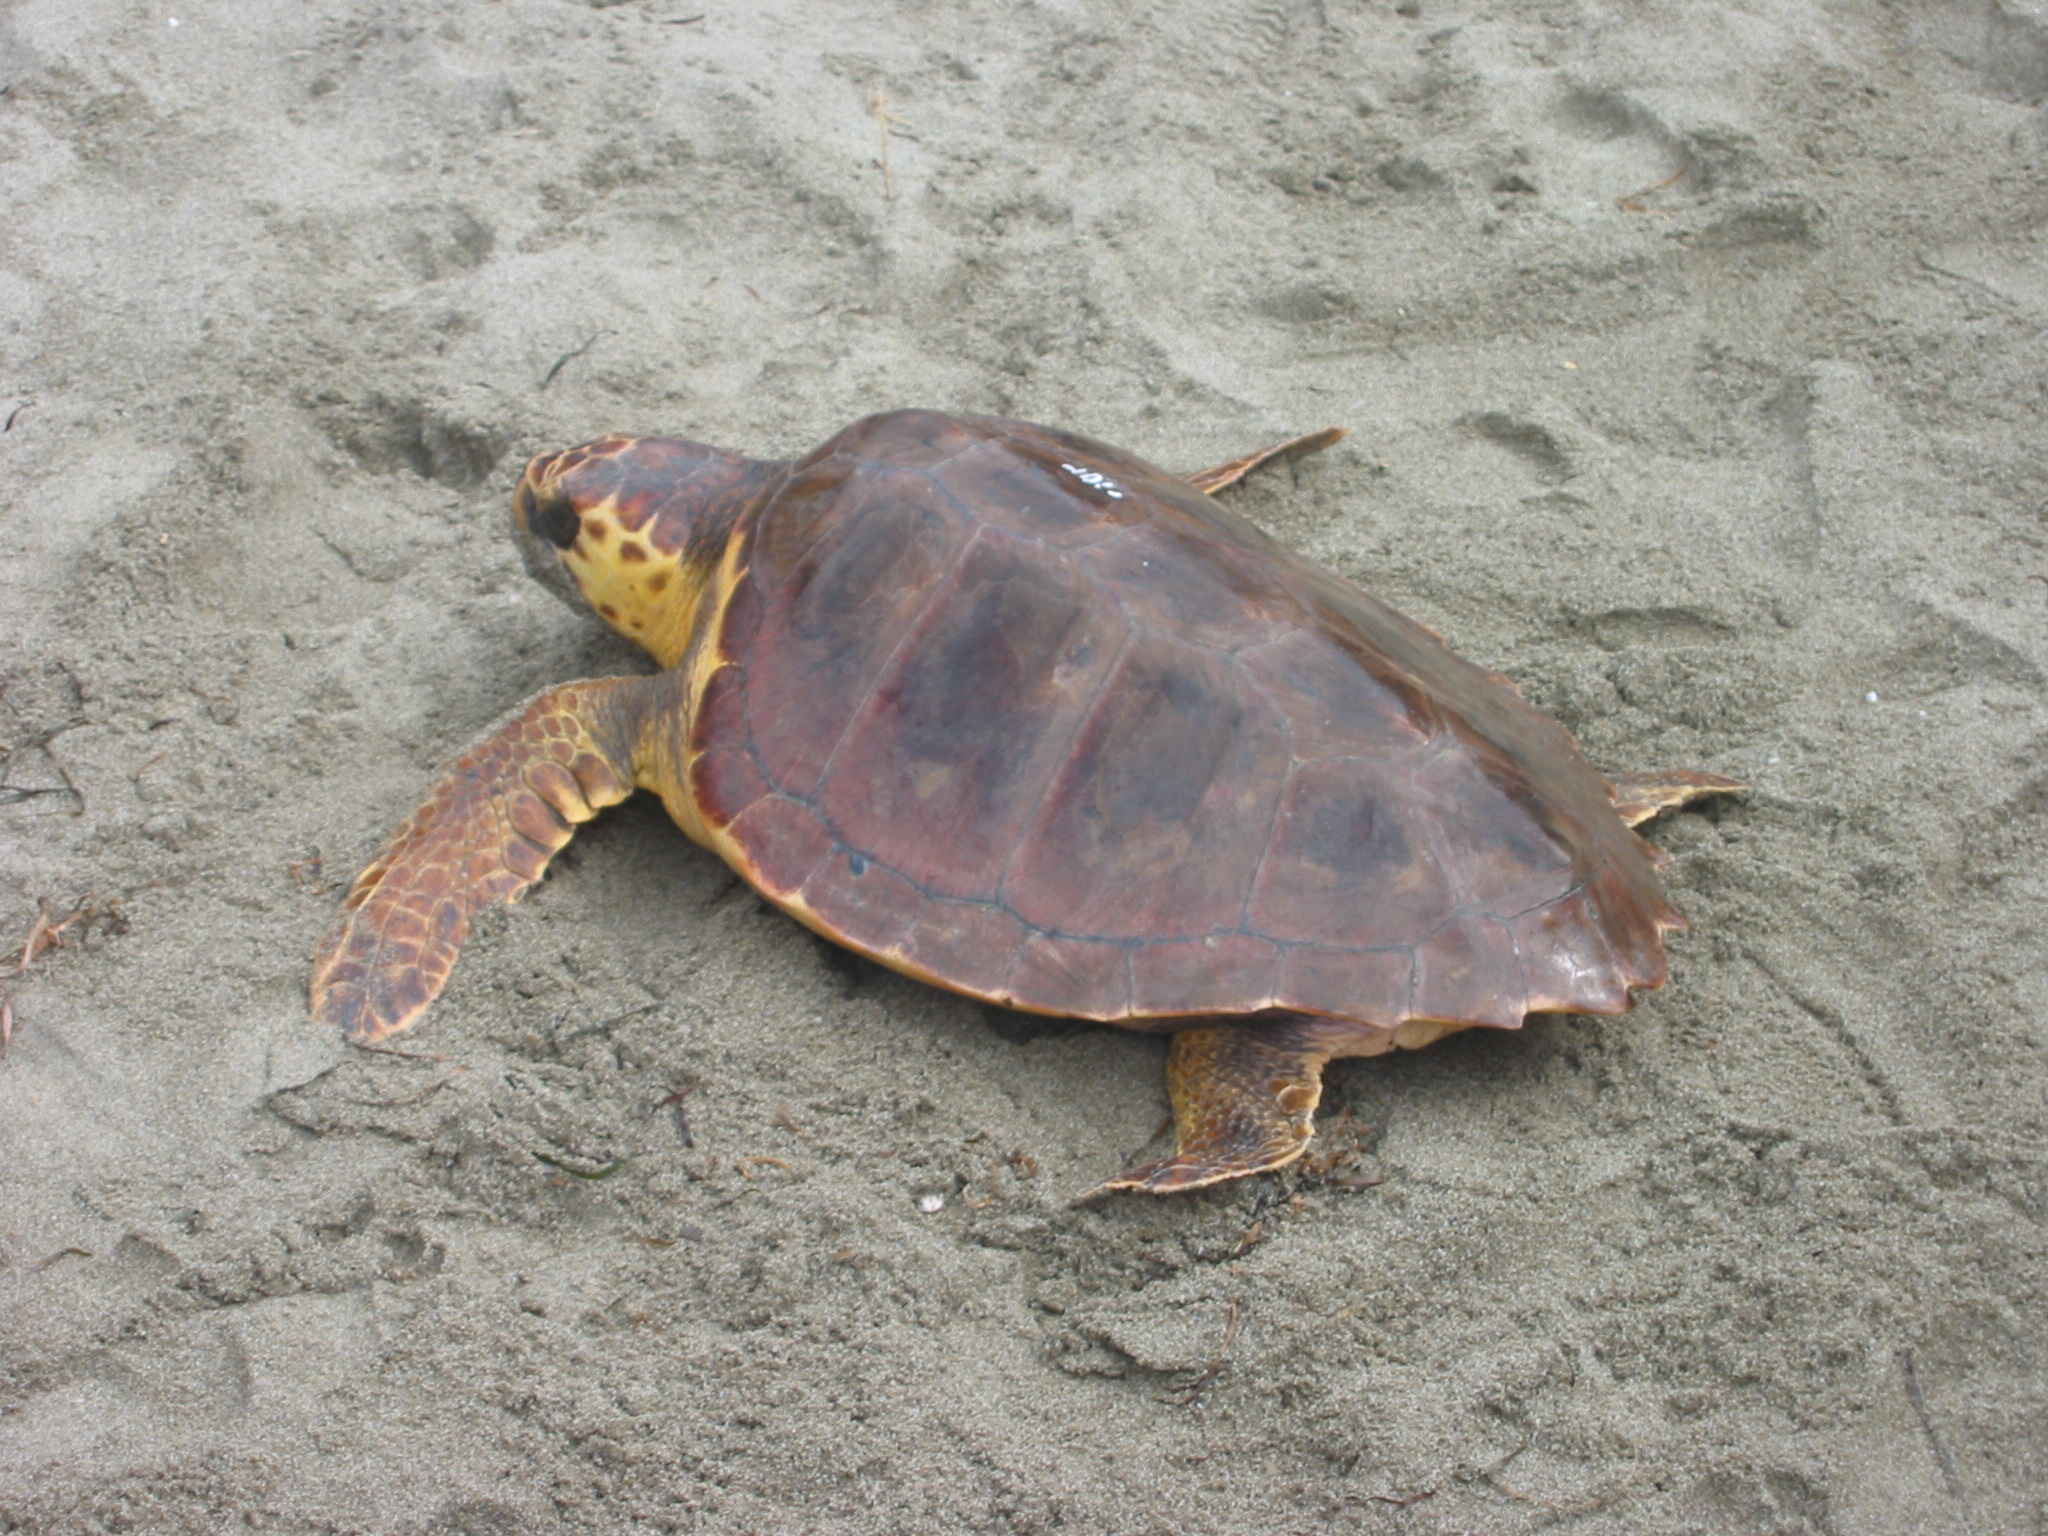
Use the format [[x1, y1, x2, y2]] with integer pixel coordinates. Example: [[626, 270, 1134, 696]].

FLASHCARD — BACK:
[[511, 458, 586, 611]]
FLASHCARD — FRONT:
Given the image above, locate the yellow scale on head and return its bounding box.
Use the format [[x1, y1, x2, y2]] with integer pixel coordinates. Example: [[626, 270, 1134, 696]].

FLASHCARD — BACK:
[[557, 497, 719, 669], [560, 501, 669, 638]]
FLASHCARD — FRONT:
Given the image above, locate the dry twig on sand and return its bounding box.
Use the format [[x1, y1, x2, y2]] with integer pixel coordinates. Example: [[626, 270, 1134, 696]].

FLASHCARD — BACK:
[[657, 1089, 696, 1147], [0, 899, 129, 1051], [1617, 164, 1687, 212], [540, 330, 609, 390], [353, 1041, 452, 1063], [1171, 1298, 1243, 1406], [1899, 1348, 1969, 1504], [1366, 1488, 1437, 1509], [344, 1077, 457, 1109], [2, 898, 118, 981], [868, 82, 907, 201], [1, 726, 87, 814]]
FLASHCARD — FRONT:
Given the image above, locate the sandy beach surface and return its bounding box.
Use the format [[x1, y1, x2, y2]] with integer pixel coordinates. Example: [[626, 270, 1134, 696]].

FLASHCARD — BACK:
[[3, 1, 2044, 1531]]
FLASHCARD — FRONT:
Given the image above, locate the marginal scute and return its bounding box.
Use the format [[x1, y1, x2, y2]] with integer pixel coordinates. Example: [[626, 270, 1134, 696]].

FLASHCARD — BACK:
[[688, 665, 748, 756], [1411, 918, 1525, 1029], [898, 898, 1028, 998], [725, 795, 834, 899], [689, 744, 768, 827], [1129, 933, 1281, 1016], [1585, 865, 1674, 985], [1509, 890, 1629, 1016], [1007, 932, 1132, 1017], [717, 566, 763, 656], [824, 409, 981, 471], [799, 847, 923, 953], [1277, 943, 1412, 1022]]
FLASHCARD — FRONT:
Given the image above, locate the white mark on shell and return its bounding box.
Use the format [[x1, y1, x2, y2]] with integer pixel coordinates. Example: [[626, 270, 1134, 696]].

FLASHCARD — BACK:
[[1060, 462, 1125, 499]]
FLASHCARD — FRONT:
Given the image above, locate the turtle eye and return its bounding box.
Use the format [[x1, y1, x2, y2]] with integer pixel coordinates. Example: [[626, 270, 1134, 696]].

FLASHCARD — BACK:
[[529, 494, 581, 550]]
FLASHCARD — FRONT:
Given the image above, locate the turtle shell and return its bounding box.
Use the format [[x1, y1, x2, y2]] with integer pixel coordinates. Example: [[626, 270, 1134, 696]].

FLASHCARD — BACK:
[[677, 411, 1681, 1032]]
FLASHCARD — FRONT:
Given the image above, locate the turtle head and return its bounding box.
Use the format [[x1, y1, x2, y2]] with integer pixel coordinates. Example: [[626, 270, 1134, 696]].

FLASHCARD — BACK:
[[513, 434, 775, 667]]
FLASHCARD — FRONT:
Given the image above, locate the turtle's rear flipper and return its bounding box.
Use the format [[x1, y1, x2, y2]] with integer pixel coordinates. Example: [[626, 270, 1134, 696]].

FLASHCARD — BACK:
[[310, 676, 660, 1044], [1080, 1018, 1338, 1198], [1185, 427, 1346, 495], [1608, 768, 1746, 828]]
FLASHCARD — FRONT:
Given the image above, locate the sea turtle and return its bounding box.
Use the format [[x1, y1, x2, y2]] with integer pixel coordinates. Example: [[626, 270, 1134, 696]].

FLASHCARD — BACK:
[[311, 411, 1738, 1195]]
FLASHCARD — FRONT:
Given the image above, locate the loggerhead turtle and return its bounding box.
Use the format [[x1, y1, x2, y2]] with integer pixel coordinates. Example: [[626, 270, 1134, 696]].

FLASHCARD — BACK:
[[311, 411, 1738, 1195]]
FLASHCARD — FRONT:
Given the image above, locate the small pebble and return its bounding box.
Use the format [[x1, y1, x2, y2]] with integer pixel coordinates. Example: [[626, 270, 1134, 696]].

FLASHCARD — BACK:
[[918, 1193, 944, 1214], [1865, 691, 1880, 703]]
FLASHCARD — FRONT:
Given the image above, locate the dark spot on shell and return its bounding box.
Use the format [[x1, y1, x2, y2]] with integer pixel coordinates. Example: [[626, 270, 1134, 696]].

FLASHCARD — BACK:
[[598, 603, 619, 620], [619, 539, 649, 563], [647, 570, 671, 593], [848, 852, 868, 876], [583, 519, 610, 544]]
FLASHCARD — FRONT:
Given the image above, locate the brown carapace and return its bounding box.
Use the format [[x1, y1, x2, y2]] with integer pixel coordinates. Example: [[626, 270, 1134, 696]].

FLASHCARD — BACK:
[[311, 412, 1740, 1196]]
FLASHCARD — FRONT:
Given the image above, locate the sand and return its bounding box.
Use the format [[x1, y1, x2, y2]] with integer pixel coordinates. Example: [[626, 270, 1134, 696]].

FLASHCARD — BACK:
[[2, 1, 2044, 1531]]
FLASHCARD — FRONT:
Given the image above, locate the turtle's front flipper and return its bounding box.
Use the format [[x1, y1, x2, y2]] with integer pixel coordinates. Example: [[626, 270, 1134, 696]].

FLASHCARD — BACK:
[[1185, 427, 1346, 495], [1608, 768, 1746, 828], [311, 676, 666, 1044], [1082, 1018, 1340, 1198]]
